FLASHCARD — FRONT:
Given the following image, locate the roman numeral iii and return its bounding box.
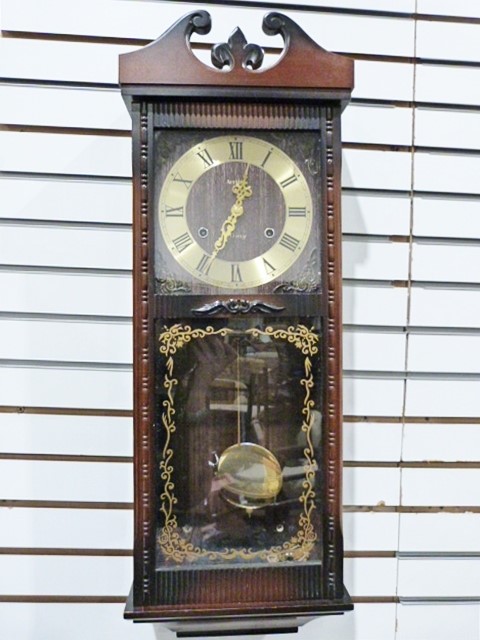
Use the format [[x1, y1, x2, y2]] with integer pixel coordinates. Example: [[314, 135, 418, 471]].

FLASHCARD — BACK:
[[279, 233, 300, 252]]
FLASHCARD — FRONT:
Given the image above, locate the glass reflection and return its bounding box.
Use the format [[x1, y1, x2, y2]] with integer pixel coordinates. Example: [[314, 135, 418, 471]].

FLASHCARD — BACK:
[[156, 319, 322, 566]]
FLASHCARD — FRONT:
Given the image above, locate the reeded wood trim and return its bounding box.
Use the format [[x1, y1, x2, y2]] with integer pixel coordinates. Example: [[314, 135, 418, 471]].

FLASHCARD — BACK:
[[321, 104, 344, 600], [132, 100, 156, 608], [154, 102, 323, 129], [155, 565, 323, 607]]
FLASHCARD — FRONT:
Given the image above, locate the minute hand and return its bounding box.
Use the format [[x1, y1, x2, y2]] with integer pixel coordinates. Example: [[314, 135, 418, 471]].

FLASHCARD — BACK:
[[211, 166, 252, 260]]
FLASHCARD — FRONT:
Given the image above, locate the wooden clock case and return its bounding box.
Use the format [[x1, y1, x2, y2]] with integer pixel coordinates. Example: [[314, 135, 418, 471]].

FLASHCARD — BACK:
[[119, 10, 354, 635]]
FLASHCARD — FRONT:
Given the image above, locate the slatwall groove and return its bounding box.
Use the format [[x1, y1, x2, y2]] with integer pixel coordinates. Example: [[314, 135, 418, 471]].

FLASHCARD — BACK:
[[0, 124, 130, 137], [6, 26, 480, 69], [0, 0, 479, 26], [0, 548, 133, 556], [0, 596, 127, 603], [2, 454, 479, 469], [0, 406, 132, 417], [0, 453, 133, 463], [0, 500, 133, 509], [0, 170, 130, 182], [2, 499, 479, 514], [7, 79, 480, 113]]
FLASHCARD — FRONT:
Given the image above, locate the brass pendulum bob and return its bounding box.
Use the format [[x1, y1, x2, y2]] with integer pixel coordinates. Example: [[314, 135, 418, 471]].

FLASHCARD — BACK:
[[216, 337, 283, 511]]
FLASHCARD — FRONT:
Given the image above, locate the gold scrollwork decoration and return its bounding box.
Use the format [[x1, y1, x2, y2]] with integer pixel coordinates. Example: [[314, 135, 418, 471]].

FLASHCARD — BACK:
[[157, 323, 319, 564]]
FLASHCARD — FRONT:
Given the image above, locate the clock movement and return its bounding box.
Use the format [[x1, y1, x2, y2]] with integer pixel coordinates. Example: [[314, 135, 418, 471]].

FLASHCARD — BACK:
[[119, 9, 354, 635]]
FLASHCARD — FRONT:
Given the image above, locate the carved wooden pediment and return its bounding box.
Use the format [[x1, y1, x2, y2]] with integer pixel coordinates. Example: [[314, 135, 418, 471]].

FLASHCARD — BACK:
[[119, 11, 354, 92]]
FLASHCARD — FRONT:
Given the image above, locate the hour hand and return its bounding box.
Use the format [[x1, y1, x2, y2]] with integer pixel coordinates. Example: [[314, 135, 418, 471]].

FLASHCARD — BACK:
[[211, 165, 252, 259]]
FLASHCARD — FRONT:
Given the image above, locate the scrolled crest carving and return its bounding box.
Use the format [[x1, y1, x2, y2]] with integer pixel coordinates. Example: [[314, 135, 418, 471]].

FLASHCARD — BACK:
[[212, 28, 264, 71], [188, 10, 211, 36]]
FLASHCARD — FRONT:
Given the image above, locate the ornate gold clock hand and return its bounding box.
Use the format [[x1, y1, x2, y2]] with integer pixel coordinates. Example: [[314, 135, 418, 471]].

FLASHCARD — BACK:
[[211, 165, 252, 259]]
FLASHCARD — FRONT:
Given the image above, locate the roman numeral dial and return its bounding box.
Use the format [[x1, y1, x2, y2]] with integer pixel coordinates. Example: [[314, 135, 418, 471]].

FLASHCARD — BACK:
[[158, 135, 314, 289]]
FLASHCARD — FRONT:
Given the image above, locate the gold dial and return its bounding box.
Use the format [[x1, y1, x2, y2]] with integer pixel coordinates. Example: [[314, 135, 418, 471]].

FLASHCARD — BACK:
[[158, 135, 313, 289]]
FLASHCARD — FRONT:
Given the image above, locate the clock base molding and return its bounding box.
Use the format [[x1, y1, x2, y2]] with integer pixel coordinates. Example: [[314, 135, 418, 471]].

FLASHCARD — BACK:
[[125, 585, 353, 636]]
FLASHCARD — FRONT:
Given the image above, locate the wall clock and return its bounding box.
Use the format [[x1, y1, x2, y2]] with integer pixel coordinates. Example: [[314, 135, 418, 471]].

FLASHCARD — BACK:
[[119, 9, 354, 635]]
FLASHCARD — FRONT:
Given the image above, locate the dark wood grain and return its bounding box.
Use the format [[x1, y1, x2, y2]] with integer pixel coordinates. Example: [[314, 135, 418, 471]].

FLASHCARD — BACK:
[[120, 10, 353, 633]]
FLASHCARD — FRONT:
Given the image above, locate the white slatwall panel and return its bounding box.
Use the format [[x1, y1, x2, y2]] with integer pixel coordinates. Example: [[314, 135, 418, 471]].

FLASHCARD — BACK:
[[0, 176, 132, 223], [0, 603, 399, 640], [0, 414, 132, 455], [0, 225, 132, 269], [1, 1, 479, 639]]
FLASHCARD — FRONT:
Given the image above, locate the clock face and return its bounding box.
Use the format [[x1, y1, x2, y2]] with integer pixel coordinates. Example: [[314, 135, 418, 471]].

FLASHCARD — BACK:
[[158, 135, 313, 289]]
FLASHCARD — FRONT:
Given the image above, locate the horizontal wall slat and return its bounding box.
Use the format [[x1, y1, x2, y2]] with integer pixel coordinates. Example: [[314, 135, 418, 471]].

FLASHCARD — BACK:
[[0, 602, 397, 639], [0, 272, 132, 316], [0, 176, 132, 224], [344, 240, 410, 281], [417, 21, 480, 63], [399, 512, 480, 552], [401, 468, 480, 506], [344, 422, 403, 461], [405, 379, 480, 417], [344, 285, 408, 326], [343, 149, 412, 190], [0, 226, 414, 278], [412, 195, 480, 239], [0, 555, 131, 596], [397, 603, 480, 640], [0, 40, 416, 102], [0, 507, 133, 549], [0, 85, 131, 131], [0, 602, 154, 639], [402, 423, 480, 462], [414, 153, 480, 194], [412, 243, 480, 284], [417, 0, 480, 19], [0, 131, 423, 191], [0, 414, 132, 457], [344, 378, 405, 416], [353, 60, 414, 101], [415, 108, 480, 150], [415, 65, 480, 106], [409, 288, 480, 329], [343, 467, 401, 505], [0, 507, 399, 554], [345, 557, 398, 597], [0, 39, 135, 84], [344, 512, 400, 551], [0, 225, 131, 270], [408, 335, 480, 373], [0, 553, 395, 598], [343, 104, 413, 145], [0, 319, 408, 372], [1, 0, 416, 57], [0, 132, 131, 178], [342, 193, 411, 236], [398, 558, 480, 597], [0, 459, 132, 503], [343, 333, 407, 372], [0, 367, 132, 410], [0, 85, 418, 149], [0, 458, 401, 507], [0, 319, 132, 364]]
